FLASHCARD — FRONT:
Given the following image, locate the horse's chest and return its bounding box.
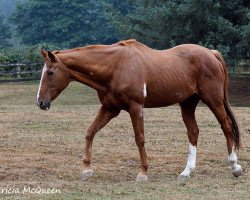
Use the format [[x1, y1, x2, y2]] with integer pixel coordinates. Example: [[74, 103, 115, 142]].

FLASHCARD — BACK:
[[97, 92, 130, 109]]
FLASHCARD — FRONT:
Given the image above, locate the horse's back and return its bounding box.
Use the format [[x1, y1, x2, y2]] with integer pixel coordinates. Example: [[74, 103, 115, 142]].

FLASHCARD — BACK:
[[110, 41, 225, 108], [142, 43, 224, 107], [166, 44, 226, 103]]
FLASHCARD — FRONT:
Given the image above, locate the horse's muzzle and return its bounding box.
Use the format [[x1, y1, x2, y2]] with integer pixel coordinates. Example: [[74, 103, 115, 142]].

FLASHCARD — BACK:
[[37, 100, 51, 110]]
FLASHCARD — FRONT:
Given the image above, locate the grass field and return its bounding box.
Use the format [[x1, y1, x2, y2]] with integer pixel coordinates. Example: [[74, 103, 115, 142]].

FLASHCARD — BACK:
[[0, 82, 249, 200]]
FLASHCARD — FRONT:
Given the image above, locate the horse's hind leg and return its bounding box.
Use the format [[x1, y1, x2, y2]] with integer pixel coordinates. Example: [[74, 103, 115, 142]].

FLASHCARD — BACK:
[[82, 106, 120, 180], [202, 98, 242, 177], [178, 94, 200, 178]]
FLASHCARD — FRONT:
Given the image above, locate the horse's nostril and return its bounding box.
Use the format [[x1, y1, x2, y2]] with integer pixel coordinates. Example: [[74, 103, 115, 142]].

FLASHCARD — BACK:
[[39, 100, 44, 107]]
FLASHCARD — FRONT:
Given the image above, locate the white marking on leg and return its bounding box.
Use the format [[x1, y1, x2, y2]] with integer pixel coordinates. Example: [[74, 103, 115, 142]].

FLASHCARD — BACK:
[[179, 143, 197, 178], [143, 83, 147, 97], [228, 149, 242, 177], [37, 64, 47, 103]]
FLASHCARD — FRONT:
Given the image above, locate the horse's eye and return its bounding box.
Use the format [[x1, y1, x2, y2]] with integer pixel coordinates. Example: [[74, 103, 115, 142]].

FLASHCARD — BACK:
[[47, 71, 54, 76]]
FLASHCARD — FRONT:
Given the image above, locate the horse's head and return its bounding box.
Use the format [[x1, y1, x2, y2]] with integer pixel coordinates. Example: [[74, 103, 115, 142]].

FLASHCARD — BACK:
[[37, 49, 70, 110]]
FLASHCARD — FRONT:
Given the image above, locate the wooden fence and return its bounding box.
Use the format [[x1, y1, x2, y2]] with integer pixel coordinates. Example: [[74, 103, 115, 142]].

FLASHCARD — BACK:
[[0, 62, 42, 81], [0, 61, 249, 82]]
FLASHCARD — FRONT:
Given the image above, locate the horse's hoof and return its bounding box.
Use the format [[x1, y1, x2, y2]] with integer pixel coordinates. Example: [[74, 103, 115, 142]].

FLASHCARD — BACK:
[[177, 172, 190, 179], [136, 174, 148, 182], [81, 169, 93, 181], [232, 165, 242, 177]]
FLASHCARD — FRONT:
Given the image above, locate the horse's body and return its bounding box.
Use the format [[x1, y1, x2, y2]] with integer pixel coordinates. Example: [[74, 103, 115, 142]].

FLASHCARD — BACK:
[[37, 39, 242, 181]]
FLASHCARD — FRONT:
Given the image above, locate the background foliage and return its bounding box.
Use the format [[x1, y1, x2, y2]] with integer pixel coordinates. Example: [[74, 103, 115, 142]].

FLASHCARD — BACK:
[[10, 0, 118, 48], [107, 0, 250, 62], [0, 0, 249, 66], [0, 13, 11, 49]]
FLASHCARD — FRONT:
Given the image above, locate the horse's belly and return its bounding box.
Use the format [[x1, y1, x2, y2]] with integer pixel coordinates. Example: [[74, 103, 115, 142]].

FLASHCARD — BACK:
[[144, 93, 190, 108], [144, 82, 196, 108]]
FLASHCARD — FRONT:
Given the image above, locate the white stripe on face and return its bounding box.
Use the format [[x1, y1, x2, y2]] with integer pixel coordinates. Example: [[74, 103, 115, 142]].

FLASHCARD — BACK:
[[37, 64, 47, 103]]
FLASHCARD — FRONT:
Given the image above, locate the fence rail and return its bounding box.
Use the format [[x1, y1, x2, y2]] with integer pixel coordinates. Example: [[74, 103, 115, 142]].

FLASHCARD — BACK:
[[0, 62, 42, 67], [0, 70, 41, 76], [0, 62, 42, 80]]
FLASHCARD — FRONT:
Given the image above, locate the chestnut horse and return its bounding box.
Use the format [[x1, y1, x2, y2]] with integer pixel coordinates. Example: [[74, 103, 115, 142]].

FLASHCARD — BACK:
[[37, 39, 242, 181]]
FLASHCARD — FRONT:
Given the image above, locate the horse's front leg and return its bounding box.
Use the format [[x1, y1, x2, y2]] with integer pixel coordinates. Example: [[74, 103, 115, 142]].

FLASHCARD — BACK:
[[129, 102, 148, 181], [82, 105, 120, 181]]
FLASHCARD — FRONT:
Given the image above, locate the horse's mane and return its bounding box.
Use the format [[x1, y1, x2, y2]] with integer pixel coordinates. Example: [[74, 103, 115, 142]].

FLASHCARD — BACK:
[[53, 39, 141, 55]]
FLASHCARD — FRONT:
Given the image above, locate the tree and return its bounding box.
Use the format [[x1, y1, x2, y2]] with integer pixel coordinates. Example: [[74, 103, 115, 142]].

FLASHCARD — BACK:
[[10, 0, 117, 48], [0, 0, 26, 19], [0, 13, 11, 48], [237, 5, 250, 58], [108, 0, 250, 61]]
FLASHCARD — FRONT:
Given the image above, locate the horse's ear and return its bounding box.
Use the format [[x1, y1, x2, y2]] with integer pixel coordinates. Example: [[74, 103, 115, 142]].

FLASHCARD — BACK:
[[40, 48, 47, 59], [47, 51, 57, 63]]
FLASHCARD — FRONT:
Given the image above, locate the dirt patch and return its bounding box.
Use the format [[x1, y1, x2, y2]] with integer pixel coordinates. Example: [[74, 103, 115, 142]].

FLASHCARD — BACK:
[[229, 76, 250, 106]]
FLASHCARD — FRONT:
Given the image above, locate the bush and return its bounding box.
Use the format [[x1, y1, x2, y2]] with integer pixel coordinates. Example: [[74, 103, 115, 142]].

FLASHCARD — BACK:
[[0, 44, 61, 79], [0, 43, 61, 63]]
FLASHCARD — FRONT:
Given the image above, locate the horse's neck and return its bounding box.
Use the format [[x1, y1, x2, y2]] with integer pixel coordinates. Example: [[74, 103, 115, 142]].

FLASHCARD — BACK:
[[58, 48, 114, 94]]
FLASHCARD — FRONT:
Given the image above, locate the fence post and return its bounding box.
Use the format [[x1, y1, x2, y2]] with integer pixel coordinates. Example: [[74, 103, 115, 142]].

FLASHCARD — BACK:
[[16, 64, 21, 78]]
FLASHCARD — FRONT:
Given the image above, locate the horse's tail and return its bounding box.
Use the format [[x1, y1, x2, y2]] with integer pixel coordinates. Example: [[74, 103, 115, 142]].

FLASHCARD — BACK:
[[211, 50, 240, 150]]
